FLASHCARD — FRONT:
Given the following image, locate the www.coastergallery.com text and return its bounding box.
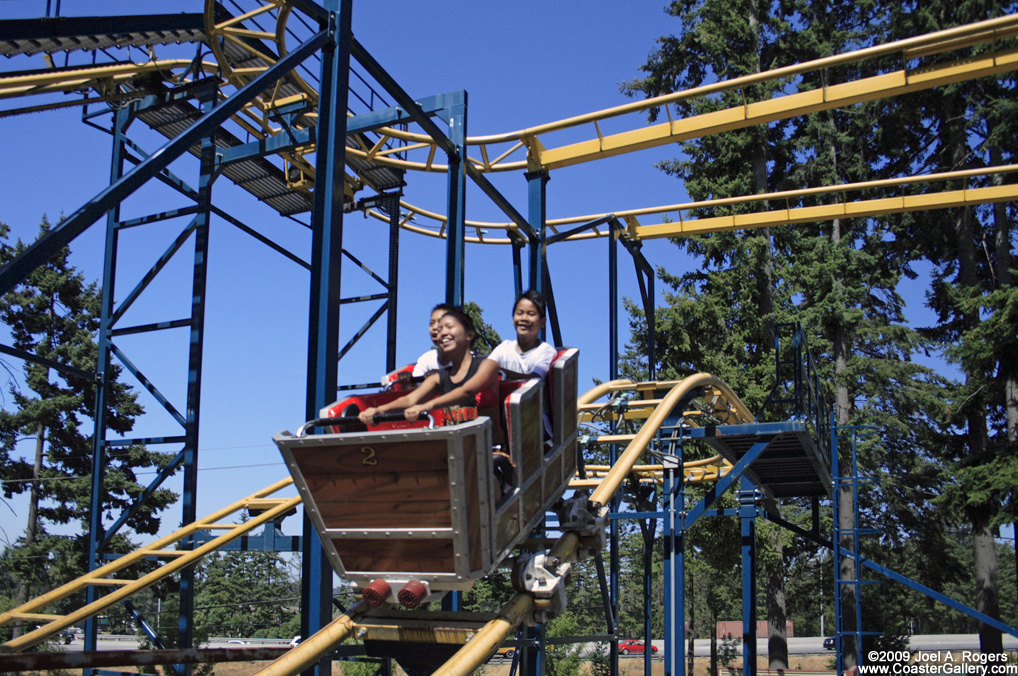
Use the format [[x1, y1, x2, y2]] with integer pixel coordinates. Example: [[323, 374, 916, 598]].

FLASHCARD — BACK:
[[859, 652, 1016, 675]]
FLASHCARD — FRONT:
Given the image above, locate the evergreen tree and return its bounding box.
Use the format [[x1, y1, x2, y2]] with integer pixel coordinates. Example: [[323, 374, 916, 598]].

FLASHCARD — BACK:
[[0, 217, 177, 635], [463, 300, 501, 354], [619, 0, 1003, 666], [872, 0, 1018, 653], [193, 549, 300, 639], [778, 4, 962, 666], [620, 1, 815, 667], [544, 613, 583, 676]]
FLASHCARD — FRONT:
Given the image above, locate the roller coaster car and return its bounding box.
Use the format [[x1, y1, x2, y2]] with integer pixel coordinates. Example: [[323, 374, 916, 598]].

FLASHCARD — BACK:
[[274, 348, 579, 609]]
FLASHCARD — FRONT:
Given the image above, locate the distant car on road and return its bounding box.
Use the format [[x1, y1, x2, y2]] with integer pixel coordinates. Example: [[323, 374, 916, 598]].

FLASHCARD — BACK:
[[227, 640, 249, 645], [824, 637, 836, 650], [619, 639, 658, 655]]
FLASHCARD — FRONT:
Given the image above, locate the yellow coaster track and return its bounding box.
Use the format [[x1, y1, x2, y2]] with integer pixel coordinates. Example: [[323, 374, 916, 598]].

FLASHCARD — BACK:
[[1, 376, 753, 675], [3, 6, 1017, 242], [0, 5, 1008, 673], [0, 479, 300, 654], [251, 374, 753, 676]]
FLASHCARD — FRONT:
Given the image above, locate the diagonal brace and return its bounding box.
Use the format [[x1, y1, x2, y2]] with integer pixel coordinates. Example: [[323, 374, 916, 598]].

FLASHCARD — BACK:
[[0, 27, 329, 296]]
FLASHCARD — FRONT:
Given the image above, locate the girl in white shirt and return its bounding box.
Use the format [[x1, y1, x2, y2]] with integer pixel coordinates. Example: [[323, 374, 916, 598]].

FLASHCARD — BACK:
[[396, 291, 555, 428]]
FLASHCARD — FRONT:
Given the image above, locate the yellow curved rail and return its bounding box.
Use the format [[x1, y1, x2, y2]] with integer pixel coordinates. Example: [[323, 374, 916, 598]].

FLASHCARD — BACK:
[[322, 13, 1018, 175], [195, 4, 1018, 178], [424, 374, 753, 675], [248, 375, 753, 676], [359, 163, 1018, 245], [3, 8, 1017, 244], [250, 602, 370, 676], [0, 60, 215, 100], [585, 374, 752, 507], [0, 478, 299, 654]]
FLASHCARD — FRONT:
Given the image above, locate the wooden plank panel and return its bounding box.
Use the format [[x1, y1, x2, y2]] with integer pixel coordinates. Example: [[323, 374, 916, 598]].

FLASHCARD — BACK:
[[333, 538, 456, 574], [543, 454, 563, 505], [309, 472, 451, 529], [563, 441, 577, 481], [514, 391, 543, 480], [495, 498, 521, 554], [461, 435, 484, 573], [297, 438, 452, 529], [305, 471, 451, 503], [523, 479, 543, 526], [316, 495, 450, 529], [294, 438, 451, 477], [551, 351, 579, 445]]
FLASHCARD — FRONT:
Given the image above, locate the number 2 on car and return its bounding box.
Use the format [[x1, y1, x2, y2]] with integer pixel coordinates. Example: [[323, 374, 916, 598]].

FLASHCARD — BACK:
[[361, 447, 377, 466]]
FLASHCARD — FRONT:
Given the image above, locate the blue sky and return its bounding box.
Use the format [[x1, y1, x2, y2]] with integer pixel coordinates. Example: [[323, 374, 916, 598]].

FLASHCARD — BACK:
[[0, 0, 949, 545], [0, 0, 692, 542]]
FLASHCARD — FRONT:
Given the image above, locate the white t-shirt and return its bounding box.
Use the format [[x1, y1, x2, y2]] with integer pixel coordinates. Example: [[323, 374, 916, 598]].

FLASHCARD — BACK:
[[412, 349, 451, 376], [486, 340, 557, 379]]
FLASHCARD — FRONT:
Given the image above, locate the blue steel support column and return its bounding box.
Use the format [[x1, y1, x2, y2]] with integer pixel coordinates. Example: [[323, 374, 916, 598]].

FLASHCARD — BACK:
[[304, 2, 352, 674], [831, 414, 843, 676], [664, 453, 683, 676], [177, 81, 217, 664], [444, 93, 467, 306], [609, 225, 618, 381], [512, 240, 524, 299], [526, 169, 549, 294], [524, 170, 548, 675], [641, 516, 655, 676], [384, 194, 400, 372], [84, 103, 131, 673], [608, 223, 623, 675], [740, 477, 757, 676], [644, 259, 655, 381], [440, 93, 467, 615]]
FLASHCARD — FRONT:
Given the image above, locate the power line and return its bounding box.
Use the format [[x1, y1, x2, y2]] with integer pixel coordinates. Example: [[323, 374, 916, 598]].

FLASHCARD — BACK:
[[0, 461, 287, 485]]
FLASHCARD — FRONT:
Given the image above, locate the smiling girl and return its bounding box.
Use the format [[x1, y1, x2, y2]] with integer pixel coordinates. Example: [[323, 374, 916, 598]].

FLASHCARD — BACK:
[[358, 292, 555, 450], [358, 307, 498, 427], [485, 290, 556, 381], [398, 290, 554, 428]]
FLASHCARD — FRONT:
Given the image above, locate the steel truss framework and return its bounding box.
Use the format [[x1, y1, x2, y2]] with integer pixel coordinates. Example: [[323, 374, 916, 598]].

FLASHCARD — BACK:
[[1, 3, 1018, 676]]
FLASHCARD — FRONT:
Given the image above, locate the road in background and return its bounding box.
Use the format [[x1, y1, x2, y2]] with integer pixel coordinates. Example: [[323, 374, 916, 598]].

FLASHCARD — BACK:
[[54, 634, 1018, 655]]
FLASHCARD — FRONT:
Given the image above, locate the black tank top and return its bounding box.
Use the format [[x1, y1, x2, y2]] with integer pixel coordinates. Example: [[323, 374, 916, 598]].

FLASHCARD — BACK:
[[437, 354, 484, 395]]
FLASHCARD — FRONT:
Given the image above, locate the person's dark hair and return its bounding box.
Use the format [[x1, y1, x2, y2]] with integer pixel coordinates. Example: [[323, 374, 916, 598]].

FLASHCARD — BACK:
[[513, 289, 546, 319], [440, 306, 476, 336], [431, 302, 456, 315]]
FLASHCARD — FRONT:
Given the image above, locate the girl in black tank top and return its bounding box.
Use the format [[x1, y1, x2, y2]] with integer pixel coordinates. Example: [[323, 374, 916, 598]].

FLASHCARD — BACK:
[[358, 308, 498, 430], [438, 354, 484, 395]]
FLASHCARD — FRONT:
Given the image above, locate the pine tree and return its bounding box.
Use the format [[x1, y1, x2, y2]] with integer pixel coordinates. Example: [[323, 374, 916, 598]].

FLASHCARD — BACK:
[[871, 0, 1018, 653], [619, 0, 990, 667], [0, 217, 177, 635], [463, 300, 501, 353], [620, 1, 813, 667], [193, 549, 300, 639]]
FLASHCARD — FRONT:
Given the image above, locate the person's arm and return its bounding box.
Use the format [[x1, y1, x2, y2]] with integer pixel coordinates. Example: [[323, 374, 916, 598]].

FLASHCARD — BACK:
[[404, 359, 500, 421], [359, 374, 439, 424], [500, 343, 556, 381], [486, 341, 528, 380]]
